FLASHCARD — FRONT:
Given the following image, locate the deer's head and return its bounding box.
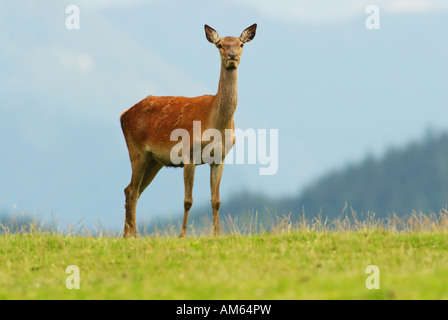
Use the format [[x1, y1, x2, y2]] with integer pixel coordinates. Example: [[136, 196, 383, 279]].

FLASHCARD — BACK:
[[205, 24, 257, 70]]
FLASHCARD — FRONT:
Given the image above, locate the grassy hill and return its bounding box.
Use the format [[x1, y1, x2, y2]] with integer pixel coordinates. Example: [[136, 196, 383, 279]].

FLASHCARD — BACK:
[[1, 228, 448, 299]]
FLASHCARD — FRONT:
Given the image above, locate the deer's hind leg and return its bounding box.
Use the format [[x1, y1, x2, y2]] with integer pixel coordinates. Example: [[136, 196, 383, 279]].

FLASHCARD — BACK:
[[138, 157, 163, 198], [123, 148, 156, 238]]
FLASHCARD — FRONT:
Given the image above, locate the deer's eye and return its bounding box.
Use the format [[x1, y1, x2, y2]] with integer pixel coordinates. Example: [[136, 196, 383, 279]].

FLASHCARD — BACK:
[[240, 43, 244, 48], [217, 44, 222, 49]]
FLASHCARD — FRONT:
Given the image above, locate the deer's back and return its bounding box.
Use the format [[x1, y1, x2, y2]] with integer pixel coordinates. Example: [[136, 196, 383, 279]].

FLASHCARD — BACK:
[[120, 95, 216, 149]]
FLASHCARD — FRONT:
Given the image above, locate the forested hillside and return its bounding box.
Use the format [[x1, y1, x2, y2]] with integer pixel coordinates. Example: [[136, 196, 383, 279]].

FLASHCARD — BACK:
[[168, 131, 448, 230], [297, 131, 448, 218]]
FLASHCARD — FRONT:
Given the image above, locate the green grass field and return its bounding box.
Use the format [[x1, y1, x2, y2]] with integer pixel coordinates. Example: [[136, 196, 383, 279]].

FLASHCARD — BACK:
[[1, 211, 447, 300]]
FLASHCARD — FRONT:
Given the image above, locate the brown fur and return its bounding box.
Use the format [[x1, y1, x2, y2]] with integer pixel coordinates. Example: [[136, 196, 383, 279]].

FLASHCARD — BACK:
[[120, 24, 257, 238]]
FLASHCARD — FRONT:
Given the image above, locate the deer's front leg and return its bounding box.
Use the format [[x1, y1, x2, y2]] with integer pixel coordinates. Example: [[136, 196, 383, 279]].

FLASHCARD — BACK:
[[180, 164, 196, 238], [210, 163, 224, 236]]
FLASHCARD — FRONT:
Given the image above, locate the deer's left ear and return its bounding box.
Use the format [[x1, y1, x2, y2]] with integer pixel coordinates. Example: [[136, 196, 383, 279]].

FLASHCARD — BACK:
[[240, 23, 257, 43]]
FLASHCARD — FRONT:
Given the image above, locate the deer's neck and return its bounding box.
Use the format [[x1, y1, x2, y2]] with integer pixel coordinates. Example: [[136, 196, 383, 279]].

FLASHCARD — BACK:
[[212, 66, 238, 129]]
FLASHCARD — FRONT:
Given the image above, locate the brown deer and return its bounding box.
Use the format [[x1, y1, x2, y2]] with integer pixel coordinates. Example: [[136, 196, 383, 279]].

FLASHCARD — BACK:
[[120, 24, 257, 238]]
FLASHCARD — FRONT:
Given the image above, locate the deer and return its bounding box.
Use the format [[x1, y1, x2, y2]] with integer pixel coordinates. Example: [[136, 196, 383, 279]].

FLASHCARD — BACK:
[[120, 24, 257, 238]]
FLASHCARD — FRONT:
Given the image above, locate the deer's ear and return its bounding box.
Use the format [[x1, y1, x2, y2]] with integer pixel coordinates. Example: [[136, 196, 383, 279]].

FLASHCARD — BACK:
[[205, 25, 220, 44], [240, 23, 257, 43]]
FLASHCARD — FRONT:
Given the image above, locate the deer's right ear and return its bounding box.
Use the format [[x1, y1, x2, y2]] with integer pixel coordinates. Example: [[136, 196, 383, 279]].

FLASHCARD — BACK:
[[205, 25, 220, 44]]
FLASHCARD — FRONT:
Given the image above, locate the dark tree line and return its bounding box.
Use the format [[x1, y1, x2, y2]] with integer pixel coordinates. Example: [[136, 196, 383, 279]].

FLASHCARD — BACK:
[[175, 130, 448, 229], [297, 131, 448, 218]]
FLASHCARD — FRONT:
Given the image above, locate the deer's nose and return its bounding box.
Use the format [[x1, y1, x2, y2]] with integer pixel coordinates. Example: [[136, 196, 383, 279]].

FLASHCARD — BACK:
[[228, 53, 237, 60]]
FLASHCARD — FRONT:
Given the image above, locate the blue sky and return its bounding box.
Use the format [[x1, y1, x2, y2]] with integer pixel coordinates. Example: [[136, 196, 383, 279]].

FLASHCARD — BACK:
[[1, 0, 447, 230]]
